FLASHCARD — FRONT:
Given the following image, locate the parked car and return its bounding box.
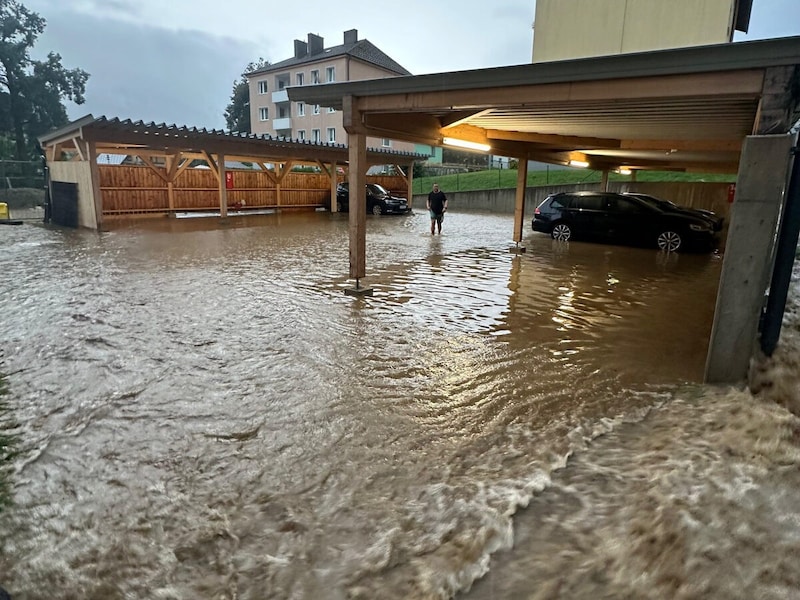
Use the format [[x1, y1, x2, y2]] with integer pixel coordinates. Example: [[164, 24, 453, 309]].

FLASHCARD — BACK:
[[532, 191, 718, 252], [622, 192, 724, 232], [335, 183, 411, 215]]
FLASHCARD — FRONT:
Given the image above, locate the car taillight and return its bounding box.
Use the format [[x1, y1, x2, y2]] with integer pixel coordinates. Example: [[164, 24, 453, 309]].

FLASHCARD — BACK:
[[534, 207, 541, 215]]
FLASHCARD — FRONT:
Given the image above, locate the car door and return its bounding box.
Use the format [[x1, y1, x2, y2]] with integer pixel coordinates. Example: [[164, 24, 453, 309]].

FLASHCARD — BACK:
[[604, 195, 659, 245], [567, 194, 607, 238]]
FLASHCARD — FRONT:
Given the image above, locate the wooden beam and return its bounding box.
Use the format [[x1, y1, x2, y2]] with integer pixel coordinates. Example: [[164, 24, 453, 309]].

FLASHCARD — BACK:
[[355, 71, 766, 112], [201, 151, 220, 182], [620, 138, 743, 152], [71, 137, 86, 161], [486, 129, 622, 150], [362, 112, 442, 146], [135, 154, 170, 184]]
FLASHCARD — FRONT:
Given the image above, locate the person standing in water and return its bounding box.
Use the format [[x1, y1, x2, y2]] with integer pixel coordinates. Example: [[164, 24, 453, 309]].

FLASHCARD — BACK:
[[427, 182, 448, 235]]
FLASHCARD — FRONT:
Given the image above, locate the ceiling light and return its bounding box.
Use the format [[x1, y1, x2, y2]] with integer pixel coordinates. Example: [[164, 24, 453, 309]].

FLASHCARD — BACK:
[[568, 159, 589, 168], [617, 168, 632, 175], [442, 137, 491, 152]]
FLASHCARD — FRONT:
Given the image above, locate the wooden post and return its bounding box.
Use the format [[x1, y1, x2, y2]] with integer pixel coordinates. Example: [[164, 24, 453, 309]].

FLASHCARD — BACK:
[[218, 152, 228, 218], [330, 161, 338, 212], [600, 169, 609, 191], [510, 156, 528, 252], [349, 131, 367, 280], [87, 140, 103, 230]]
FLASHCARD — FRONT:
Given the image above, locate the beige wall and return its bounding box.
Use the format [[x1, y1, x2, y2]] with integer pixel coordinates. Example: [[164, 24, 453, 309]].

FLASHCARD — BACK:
[[532, 0, 737, 62], [248, 57, 414, 154], [49, 161, 97, 229]]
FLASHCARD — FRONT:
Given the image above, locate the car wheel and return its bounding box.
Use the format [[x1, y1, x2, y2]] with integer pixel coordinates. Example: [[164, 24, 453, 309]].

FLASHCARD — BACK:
[[371, 203, 383, 216], [657, 230, 682, 252], [551, 222, 572, 241]]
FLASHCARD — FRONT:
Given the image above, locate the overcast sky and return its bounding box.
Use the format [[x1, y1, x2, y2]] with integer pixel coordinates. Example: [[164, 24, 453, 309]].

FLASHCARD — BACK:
[[22, 0, 800, 130]]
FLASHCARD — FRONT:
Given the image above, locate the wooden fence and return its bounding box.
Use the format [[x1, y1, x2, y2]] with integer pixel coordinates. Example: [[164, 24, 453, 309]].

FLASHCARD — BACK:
[[99, 165, 409, 215]]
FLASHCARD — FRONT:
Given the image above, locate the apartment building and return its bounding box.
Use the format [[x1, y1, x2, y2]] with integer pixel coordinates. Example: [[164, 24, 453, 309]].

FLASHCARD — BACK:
[[532, 0, 752, 62], [247, 29, 415, 154]]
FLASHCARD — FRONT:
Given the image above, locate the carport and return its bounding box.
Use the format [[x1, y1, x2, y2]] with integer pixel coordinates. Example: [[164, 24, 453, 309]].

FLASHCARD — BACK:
[[38, 115, 425, 229], [288, 36, 800, 384]]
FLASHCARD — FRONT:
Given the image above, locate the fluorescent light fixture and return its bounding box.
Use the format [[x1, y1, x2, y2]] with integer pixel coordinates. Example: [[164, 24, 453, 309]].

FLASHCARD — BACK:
[[442, 137, 491, 152], [617, 168, 632, 175], [568, 159, 589, 168]]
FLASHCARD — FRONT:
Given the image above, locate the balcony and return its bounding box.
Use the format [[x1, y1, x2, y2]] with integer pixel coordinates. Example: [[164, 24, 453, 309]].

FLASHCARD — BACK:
[[272, 89, 289, 104], [272, 117, 292, 131]]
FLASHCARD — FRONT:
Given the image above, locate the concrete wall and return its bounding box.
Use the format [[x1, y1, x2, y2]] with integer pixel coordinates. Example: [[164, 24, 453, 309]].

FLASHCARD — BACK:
[[532, 0, 736, 62], [49, 161, 97, 229], [413, 182, 733, 222]]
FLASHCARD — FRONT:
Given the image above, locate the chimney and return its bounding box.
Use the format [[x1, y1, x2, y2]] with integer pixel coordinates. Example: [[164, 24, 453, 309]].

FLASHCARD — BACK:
[[308, 33, 324, 55], [344, 29, 358, 45], [294, 39, 307, 59]]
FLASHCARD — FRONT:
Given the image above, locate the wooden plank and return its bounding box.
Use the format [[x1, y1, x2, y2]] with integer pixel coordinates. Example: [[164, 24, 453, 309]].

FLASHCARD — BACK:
[[87, 141, 103, 229], [135, 154, 170, 184], [218, 152, 227, 218]]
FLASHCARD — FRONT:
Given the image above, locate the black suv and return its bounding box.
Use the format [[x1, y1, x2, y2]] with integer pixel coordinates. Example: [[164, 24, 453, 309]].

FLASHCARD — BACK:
[[532, 191, 717, 252], [335, 183, 411, 215]]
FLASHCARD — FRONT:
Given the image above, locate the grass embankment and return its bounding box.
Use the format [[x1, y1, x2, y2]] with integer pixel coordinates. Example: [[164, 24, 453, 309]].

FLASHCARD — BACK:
[[0, 375, 15, 511], [411, 169, 736, 195]]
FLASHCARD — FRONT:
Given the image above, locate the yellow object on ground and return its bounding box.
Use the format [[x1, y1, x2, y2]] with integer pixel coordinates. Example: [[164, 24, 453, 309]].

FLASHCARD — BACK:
[[0, 203, 8, 220]]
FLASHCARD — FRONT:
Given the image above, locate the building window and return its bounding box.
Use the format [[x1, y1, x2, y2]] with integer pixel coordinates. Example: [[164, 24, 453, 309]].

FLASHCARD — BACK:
[[312, 129, 321, 143], [327, 128, 336, 143], [296, 72, 304, 86], [313, 104, 320, 115], [326, 66, 335, 82], [258, 80, 268, 94], [297, 130, 306, 141], [311, 70, 320, 84], [327, 106, 335, 113], [297, 102, 305, 117], [259, 107, 269, 121], [382, 138, 391, 147]]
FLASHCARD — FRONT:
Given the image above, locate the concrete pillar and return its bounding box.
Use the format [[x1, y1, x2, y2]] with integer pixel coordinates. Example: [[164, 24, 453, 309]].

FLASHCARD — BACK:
[[705, 134, 794, 384]]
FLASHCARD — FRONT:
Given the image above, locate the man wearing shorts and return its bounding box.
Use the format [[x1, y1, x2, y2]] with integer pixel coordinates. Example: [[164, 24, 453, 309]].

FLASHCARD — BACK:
[[427, 182, 448, 234]]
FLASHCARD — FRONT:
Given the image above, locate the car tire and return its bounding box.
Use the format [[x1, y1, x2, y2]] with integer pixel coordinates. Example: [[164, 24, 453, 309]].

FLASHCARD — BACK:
[[551, 222, 572, 241], [657, 230, 682, 252], [371, 203, 383, 216]]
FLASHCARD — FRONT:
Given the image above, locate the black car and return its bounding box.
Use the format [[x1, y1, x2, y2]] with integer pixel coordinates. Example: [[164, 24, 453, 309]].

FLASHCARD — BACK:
[[532, 191, 717, 252], [335, 183, 411, 215], [622, 192, 724, 232]]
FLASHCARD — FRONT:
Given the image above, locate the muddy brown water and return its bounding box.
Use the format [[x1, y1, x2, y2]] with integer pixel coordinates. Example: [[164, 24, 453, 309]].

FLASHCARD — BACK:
[[0, 210, 737, 598]]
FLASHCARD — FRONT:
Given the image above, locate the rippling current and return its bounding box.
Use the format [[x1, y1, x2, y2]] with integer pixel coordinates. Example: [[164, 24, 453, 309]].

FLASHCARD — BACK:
[[2, 210, 798, 599]]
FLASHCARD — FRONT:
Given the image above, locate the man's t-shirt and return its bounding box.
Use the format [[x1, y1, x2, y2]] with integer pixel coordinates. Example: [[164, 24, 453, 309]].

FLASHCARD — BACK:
[[429, 191, 447, 214]]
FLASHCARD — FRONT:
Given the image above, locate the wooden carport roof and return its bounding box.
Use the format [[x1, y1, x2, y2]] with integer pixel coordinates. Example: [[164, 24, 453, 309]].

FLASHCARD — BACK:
[[286, 36, 800, 174], [38, 115, 428, 167]]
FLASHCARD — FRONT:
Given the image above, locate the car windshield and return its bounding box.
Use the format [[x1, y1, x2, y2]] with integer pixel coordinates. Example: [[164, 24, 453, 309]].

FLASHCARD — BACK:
[[630, 194, 676, 211], [368, 184, 389, 196]]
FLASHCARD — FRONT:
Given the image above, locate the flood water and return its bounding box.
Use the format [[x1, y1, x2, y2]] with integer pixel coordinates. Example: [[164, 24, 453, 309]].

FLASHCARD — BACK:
[[2, 209, 796, 599]]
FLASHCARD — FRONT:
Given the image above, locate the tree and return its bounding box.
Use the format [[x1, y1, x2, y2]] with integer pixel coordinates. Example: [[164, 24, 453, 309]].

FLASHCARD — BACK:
[[0, 1, 88, 160], [224, 58, 270, 133]]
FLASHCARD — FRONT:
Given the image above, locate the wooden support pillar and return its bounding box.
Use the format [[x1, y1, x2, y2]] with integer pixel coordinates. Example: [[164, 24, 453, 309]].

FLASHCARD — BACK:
[[347, 131, 370, 293], [705, 134, 794, 383], [317, 159, 338, 213], [87, 140, 103, 230], [343, 95, 372, 295], [510, 157, 528, 253], [218, 152, 228, 218], [600, 169, 609, 191], [395, 163, 413, 210]]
